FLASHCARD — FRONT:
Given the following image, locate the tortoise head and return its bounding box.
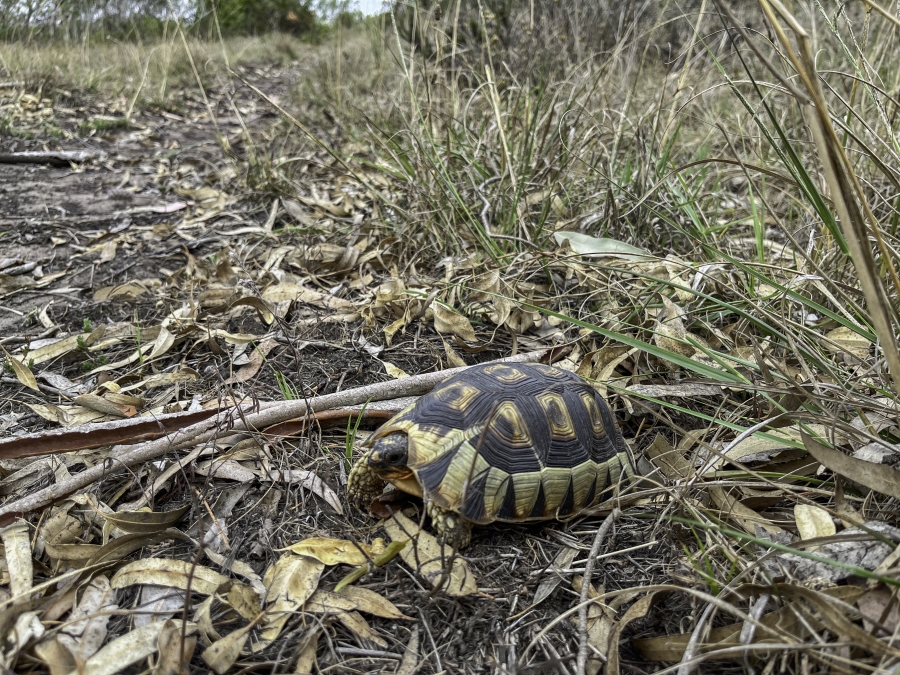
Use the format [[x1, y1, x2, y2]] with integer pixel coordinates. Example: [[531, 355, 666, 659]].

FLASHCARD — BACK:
[[368, 432, 412, 480]]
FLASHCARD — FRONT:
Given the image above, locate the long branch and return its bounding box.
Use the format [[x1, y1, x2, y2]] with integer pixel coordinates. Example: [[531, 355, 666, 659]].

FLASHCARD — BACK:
[[0, 349, 549, 519]]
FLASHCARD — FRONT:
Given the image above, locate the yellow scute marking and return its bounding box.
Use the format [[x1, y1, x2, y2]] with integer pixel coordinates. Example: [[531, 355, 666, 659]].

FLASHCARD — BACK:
[[429, 441, 490, 511], [475, 467, 512, 525], [540, 468, 573, 516], [490, 401, 532, 445], [435, 381, 482, 411], [579, 392, 607, 438], [537, 392, 576, 440], [571, 461, 597, 509], [482, 363, 528, 383], [509, 471, 542, 519]]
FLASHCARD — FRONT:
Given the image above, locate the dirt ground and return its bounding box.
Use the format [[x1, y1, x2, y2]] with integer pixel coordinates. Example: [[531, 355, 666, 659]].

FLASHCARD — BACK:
[[0, 63, 696, 675]]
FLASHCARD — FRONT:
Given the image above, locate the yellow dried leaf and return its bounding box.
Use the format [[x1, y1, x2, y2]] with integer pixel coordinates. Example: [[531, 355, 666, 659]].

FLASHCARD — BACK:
[[383, 512, 477, 597], [155, 619, 197, 675], [293, 629, 320, 674], [97, 506, 189, 534], [823, 326, 871, 359], [2, 347, 39, 392], [75, 620, 196, 675], [202, 624, 252, 675], [111, 558, 229, 595], [794, 504, 836, 540], [382, 361, 409, 379], [280, 537, 383, 566], [259, 555, 324, 644], [432, 302, 476, 342], [1, 519, 33, 602]]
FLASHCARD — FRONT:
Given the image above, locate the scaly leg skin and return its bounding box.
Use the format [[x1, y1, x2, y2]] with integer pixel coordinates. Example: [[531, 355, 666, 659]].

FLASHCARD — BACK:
[[347, 448, 385, 508], [426, 501, 473, 549]]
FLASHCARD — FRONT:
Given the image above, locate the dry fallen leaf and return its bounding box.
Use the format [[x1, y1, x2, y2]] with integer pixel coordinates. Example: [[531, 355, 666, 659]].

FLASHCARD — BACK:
[[1, 519, 33, 602], [803, 432, 900, 501], [1, 347, 39, 392], [258, 554, 324, 645], [823, 325, 871, 359], [794, 504, 836, 542], [280, 536, 385, 565], [72, 620, 196, 675], [111, 558, 230, 595], [431, 302, 477, 342], [383, 512, 477, 597]]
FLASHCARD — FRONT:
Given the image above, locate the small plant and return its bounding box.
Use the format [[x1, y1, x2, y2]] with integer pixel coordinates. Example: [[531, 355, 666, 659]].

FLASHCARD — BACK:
[[134, 313, 143, 366], [81, 354, 107, 372], [83, 318, 93, 333], [344, 399, 371, 471], [78, 116, 130, 135], [273, 371, 298, 400]]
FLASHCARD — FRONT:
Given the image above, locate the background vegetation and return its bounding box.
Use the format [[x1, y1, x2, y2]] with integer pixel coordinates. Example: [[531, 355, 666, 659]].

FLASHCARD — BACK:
[[3, 0, 900, 671]]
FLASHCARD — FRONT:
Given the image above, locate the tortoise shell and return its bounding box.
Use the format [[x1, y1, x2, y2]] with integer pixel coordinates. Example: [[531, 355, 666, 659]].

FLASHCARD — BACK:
[[365, 362, 632, 525]]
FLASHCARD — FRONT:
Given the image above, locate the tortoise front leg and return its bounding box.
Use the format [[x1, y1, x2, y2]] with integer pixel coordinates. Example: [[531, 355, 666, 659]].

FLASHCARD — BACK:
[[426, 500, 473, 549], [347, 448, 385, 508]]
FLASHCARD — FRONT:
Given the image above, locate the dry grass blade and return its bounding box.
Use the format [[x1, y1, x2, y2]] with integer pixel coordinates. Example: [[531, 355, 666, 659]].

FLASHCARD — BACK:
[[758, 0, 900, 395]]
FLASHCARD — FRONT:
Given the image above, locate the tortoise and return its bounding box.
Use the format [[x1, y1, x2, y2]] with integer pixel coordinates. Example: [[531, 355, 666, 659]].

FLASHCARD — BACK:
[[347, 361, 633, 547]]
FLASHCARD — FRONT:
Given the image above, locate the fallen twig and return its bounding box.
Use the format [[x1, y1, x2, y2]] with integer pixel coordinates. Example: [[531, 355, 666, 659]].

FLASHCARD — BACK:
[[0, 151, 99, 166], [0, 349, 549, 522], [0, 408, 221, 461], [576, 507, 621, 675]]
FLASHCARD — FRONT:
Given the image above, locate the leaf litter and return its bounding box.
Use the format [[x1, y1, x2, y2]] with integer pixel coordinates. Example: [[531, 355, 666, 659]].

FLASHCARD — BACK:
[[3, 6, 900, 675]]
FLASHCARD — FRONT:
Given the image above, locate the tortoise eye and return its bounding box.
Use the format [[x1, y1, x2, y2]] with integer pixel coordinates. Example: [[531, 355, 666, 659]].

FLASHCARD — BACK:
[[381, 449, 406, 466]]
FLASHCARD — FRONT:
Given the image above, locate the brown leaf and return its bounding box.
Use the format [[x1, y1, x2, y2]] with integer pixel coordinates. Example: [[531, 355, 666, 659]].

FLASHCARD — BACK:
[[97, 506, 190, 535], [395, 627, 419, 675], [111, 558, 230, 595], [1, 519, 33, 601], [293, 628, 320, 674], [432, 302, 477, 342], [259, 555, 324, 643], [72, 620, 196, 675], [202, 623, 253, 675], [633, 586, 863, 661], [802, 432, 900, 501], [155, 619, 197, 675], [607, 591, 663, 675]]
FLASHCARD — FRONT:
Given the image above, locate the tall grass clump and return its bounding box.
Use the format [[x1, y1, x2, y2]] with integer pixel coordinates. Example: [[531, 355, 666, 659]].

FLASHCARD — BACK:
[[272, 2, 900, 665]]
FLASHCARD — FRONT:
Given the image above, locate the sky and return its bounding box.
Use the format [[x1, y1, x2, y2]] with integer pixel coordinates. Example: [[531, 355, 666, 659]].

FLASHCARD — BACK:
[[354, 0, 387, 15]]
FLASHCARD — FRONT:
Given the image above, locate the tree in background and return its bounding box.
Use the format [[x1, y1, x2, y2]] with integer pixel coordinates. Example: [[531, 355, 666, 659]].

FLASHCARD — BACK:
[[0, 0, 336, 41], [195, 0, 319, 37]]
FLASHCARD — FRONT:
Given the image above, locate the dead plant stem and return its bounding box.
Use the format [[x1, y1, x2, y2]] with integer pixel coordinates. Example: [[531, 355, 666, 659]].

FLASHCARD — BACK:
[[575, 507, 620, 675], [0, 350, 549, 520]]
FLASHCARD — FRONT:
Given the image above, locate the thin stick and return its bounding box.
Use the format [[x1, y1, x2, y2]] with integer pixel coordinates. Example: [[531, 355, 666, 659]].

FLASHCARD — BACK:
[[575, 508, 620, 675], [0, 350, 548, 520]]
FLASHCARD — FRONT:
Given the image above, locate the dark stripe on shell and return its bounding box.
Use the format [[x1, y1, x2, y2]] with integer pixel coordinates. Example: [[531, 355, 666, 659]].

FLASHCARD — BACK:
[[528, 481, 546, 519], [496, 476, 518, 520], [558, 475, 576, 516], [462, 470, 490, 523], [414, 443, 462, 496]]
